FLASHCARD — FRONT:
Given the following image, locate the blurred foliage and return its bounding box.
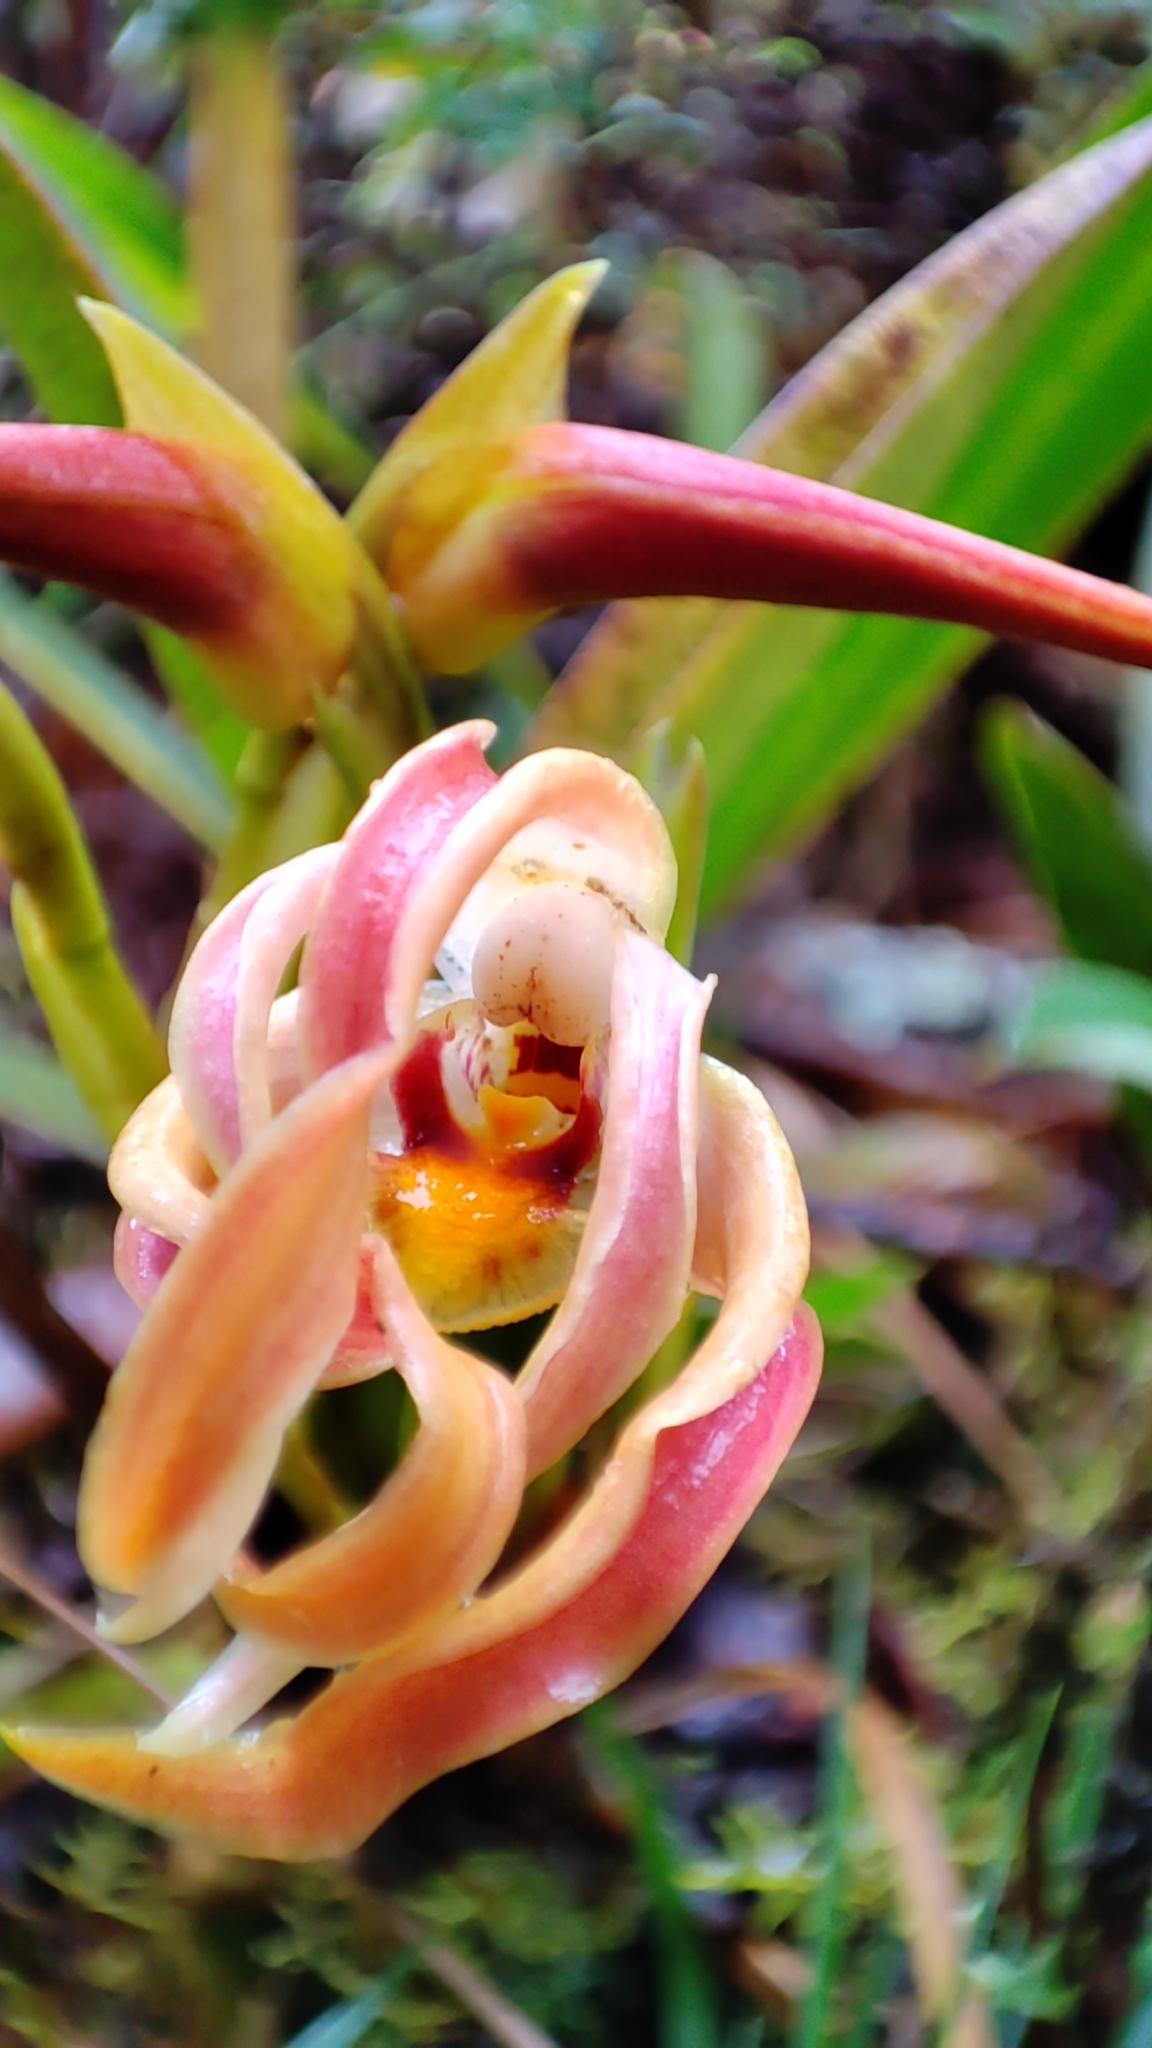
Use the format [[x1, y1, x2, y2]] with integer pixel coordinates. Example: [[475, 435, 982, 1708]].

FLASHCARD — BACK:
[[0, 3, 1151, 2047]]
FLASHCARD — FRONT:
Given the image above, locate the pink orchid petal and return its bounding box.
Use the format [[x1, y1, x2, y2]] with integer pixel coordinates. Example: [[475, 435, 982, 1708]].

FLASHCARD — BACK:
[[302, 733, 676, 1076], [215, 1234, 526, 1663], [80, 1050, 391, 1644], [112, 1216, 179, 1311], [382, 749, 677, 1054], [517, 931, 713, 1478], [7, 1306, 821, 1858], [317, 1236, 396, 1389], [170, 847, 338, 1173], [301, 722, 499, 1075]]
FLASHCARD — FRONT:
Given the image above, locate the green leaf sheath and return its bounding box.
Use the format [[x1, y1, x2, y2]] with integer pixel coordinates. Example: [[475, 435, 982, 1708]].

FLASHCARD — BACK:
[[0, 682, 165, 1138], [531, 115, 1152, 917]]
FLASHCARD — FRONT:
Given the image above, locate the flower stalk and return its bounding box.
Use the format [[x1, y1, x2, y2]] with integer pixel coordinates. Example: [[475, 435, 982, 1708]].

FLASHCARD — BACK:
[[0, 680, 165, 1138], [187, 25, 295, 442]]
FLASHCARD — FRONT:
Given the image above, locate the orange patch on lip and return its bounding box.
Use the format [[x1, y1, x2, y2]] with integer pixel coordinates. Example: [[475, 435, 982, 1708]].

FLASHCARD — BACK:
[[369, 1144, 584, 1333]]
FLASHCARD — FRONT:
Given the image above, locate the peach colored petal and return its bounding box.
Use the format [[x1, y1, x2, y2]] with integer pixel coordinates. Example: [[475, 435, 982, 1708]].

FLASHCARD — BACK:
[[361, 1056, 809, 1681], [6, 1307, 821, 1858], [301, 722, 499, 1074], [108, 1077, 214, 1247], [170, 846, 337, 1173], [214, 1233, 526, 1663], [80, 1050, 391, 1643], [517, 931, 712, 1478]]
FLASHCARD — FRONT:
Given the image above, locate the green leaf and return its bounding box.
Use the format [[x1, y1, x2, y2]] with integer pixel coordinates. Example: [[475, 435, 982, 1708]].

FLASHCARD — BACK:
[[676, 251, 767, 455], [0, 679, 166, 1139], [0, 576, 234, 850], [1005, 959, 1152, 1090], [804, 1251, 920, 1339], [533, 114, 1152, 918], [793, 1542, 871, 2048], [980, 701, 1152, 977], [0, 1033, 107, 1163], [0, 74, 190, 422], [967, 1939, 1075, 2022]]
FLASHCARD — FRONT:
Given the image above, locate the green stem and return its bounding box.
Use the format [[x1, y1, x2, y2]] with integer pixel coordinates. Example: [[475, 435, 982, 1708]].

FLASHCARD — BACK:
[[275, 1413, 355, 1536], [0, 682, 166, 1139], [201, 728, 353, 921], [187, 25, 294, 439]]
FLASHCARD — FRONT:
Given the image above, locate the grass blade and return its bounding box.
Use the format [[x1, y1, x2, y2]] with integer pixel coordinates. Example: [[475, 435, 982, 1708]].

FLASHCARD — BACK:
[[792, 1541, 872, 2048], [583, 1702, 721, 2048]]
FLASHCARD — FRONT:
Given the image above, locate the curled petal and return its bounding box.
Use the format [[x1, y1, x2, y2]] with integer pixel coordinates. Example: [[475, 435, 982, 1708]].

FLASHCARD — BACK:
[[306, 738, 676, 1076], [317, 1237, 397, 1389], [80, 1051, 389, 1643], [301, 722, 499, 1074], [108, 1075, 213, 1247], [113, 1217, 178, 1311], [383, 1056, 809, 1676], [517, 930, 712, 1478], [214, 1234, 526, 1665], [387, 421, 1152, 676], [5, 1306, 821, 1859], [169, 845, 337, 1173]]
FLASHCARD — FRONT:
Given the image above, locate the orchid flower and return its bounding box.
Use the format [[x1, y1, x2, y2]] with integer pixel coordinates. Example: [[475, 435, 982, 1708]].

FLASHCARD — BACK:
[[4, 722, 818, 1858], [11, 261, 1152, 1858]]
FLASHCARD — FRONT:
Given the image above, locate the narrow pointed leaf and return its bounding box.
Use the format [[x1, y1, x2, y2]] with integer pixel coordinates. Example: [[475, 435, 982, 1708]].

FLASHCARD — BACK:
[[0, 74, 189, 424], [1006, 959, 1152, 1089], [0, 573, 234, 850], [0, 1033, 107, 1163], [531, 115, 1152, 916], [980, 701, 1152, 976]]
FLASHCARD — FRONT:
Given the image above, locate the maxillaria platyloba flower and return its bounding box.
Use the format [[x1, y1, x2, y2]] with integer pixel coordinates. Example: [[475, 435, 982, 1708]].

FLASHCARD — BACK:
[[4, 723, 818, 1859], [3, 269, 1152, 727]]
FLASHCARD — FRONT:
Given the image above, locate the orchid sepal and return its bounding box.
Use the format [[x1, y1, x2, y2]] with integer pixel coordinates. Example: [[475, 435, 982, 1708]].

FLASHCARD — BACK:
[[379, 419, 1152, 677]]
